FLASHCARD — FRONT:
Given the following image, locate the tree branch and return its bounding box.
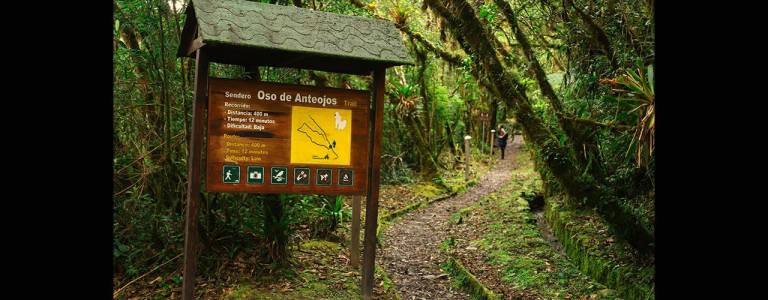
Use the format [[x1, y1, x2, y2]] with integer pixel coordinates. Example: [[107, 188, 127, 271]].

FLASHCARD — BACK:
[[397, 24, 465, 67], [566, 0, 618, 69], [561, 115, 631, 131]]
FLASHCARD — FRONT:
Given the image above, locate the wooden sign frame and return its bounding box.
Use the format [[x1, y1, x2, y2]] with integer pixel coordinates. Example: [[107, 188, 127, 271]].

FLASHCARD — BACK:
[[182, 49, 385, 300]]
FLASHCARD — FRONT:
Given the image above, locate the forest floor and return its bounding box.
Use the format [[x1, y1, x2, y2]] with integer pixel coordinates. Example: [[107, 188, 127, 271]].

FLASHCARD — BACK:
[[214, 240, 398, 300], [115, 149, 493, 300], [379, 136, 653, 300], [442, 142, 617, 299], [379, 136, 520, 299]]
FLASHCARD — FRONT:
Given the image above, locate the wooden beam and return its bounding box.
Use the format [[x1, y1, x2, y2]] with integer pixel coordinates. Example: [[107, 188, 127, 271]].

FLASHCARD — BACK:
[[182, 48, 209, 300], [350, 195, 362, 268], [186, 36, 206, 57], [361, 68, 385, 299], [176, 2, 197, 58], [464, 135, 471, 181]]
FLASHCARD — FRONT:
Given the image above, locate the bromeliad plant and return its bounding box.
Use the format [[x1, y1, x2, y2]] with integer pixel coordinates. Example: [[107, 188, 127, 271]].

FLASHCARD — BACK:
[[297, 195, 351, 238], [314, 195, 351, 238], [611, 64, 655, 168], [387, 71, 420, 116]]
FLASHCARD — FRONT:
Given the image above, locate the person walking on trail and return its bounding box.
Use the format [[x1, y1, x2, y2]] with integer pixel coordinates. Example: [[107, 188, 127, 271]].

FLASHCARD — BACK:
[[497, 125, 509, 160]]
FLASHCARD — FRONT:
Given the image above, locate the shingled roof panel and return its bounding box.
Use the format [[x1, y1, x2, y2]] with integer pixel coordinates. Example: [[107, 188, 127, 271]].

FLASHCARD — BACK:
[[187, 0, 413, 67]]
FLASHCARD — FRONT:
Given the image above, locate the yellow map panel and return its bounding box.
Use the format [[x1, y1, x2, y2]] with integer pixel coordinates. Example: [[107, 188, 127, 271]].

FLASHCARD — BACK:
[[290, 106, 352, 165]]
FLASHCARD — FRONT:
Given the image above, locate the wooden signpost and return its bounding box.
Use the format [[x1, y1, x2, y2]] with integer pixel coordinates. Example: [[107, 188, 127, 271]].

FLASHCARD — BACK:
[[176, 1, 412, 299]]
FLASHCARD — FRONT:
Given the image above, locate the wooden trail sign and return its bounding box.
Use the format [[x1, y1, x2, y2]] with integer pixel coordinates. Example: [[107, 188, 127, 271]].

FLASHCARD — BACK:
[[177, 0, 412, 299], [206, 78, 370, 195]]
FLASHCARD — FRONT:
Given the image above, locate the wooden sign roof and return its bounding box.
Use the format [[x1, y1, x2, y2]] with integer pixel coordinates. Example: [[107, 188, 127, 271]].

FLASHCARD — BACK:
[[177, 0, 413, 74]]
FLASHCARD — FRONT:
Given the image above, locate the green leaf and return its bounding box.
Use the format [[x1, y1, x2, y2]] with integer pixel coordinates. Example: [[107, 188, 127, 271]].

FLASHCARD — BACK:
[[646, 64, 654, 95]]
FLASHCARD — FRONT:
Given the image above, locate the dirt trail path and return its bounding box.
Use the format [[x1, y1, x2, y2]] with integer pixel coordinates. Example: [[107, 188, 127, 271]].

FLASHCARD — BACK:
[[380, 136, 523, 300]]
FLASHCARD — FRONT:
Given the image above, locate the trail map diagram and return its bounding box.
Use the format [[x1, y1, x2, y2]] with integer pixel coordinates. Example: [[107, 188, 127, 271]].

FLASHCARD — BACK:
[[297, 116, 339, 160], [290, 106, 352, 165]]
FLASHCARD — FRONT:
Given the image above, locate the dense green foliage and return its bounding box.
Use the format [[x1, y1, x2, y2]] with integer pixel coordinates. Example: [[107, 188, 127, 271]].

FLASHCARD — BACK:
[[113, 0, 653, 296]]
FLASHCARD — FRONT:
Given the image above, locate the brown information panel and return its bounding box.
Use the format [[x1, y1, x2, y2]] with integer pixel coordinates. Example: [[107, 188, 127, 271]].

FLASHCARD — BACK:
[[206, 78, 370, 195]]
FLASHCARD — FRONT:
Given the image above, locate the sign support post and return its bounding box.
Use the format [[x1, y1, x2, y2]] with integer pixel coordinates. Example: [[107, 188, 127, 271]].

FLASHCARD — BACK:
[[182, 49, 209, 300], [490, 129, 495, 156], [464, 135, 472, 181], [350, 195, 361, 267], [361, 68, 385, 299], [481, 123, 485, 152]]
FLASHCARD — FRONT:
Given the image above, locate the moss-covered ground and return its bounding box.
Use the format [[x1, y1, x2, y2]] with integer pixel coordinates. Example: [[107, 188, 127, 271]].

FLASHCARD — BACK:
[[443, 149, 626, 299]]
